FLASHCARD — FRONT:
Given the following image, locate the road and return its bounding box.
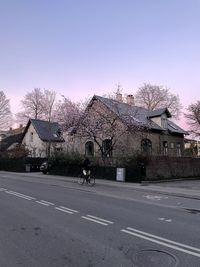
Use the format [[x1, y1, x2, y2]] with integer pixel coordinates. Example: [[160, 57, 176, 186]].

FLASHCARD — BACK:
[[0, 172, 200, 266]]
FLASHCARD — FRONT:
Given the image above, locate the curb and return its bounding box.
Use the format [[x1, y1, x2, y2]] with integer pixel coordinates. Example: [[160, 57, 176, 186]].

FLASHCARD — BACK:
[[1, 171, 200, 201]]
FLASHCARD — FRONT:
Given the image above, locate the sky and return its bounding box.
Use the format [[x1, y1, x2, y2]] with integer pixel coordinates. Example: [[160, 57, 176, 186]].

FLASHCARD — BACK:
[[0, 0, 200, 129]]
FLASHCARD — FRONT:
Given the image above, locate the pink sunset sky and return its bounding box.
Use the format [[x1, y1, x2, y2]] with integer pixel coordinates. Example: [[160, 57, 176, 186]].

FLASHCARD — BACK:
[[1, 0, 200, 130]]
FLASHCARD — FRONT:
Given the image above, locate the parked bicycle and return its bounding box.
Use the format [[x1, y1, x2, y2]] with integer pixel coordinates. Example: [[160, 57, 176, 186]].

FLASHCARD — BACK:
[[78, 169, 95, 186]]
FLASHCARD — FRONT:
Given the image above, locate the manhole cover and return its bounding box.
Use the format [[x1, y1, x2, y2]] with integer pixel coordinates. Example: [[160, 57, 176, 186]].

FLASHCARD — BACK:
[[133, 249, 178, 267]]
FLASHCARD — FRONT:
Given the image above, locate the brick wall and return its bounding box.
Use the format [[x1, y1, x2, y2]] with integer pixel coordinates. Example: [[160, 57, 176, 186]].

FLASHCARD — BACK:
[[146, 156, 200, 180]]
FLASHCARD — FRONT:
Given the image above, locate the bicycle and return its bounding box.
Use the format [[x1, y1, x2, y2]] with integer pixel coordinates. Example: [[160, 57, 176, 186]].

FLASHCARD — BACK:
[[78, 169, 95, 186]]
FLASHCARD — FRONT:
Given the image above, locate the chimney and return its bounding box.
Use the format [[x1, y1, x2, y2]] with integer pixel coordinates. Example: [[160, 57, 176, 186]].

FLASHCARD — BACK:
[[116, 93, 123, 102], [19, 124, 23, 128], [127, 94, 134, 105]]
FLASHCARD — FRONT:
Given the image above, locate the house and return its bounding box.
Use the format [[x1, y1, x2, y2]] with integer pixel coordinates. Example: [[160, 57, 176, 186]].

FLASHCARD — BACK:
[[71, 95, 188, 159], [184, 138, 200, 157], [0, 125, 25, 154], [21, 119, 65, 158], [0, 124, 25, 141]]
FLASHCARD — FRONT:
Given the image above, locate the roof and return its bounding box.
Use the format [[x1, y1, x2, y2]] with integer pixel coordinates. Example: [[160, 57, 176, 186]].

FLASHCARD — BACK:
[[92, 95, 186, 134], [22, 119, 65, 142], [167, 120, 188, 135], [148, 108, 171, 118], [0, 126, 25, 140], [0, 133, 23, 152], [93, 95, 163, 131]]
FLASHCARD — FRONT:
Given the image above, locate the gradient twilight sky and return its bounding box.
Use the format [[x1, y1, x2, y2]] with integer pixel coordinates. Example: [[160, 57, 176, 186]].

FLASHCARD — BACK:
[[0, 0, 200, 124]]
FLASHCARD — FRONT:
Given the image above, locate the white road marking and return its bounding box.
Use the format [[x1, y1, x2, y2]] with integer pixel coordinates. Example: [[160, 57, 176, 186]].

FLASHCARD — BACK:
[[144, 195, 168, 201], [165, 219, 172, 222], [158, 217, 172, 222], [0, 188, 7, 191], [81, 216, 108, 226], [121, 227, 200, 258], [59, 206, 79, 213], [39, 200, 54, 206], [86, 215, 114, 224], [36, 201, 50, 206], [55, 207, 74, 214], [5, 191, 35, 200]]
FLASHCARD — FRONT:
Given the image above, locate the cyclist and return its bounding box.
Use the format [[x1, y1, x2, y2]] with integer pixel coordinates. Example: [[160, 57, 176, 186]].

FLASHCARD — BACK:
[[82, 158, 91, 181], [78, 157, 95, 186]]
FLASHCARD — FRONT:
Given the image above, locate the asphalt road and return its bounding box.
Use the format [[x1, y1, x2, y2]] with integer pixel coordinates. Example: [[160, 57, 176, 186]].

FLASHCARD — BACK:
[[0, 172, 200, 267]]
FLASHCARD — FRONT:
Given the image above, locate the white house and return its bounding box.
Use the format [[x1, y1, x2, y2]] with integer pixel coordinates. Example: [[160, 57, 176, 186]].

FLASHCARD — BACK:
[[21, 119, 65, 158]]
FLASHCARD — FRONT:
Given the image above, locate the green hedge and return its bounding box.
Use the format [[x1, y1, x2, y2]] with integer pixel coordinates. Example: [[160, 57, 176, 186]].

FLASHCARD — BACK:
[[49, 164, 143, 182], [0, 157, 46, 172]]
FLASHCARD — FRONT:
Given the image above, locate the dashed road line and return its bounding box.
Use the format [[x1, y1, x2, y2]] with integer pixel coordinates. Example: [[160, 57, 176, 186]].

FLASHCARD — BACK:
[[36, 200, 51, 206], [59, 206, 79, 213], [0, 188, 7, 191], [121, 227, 200, 258], [5, 190, 36, 200], [158, 217, 172, 222], [144, 195, 168, 201], [81, 215, 114, 226], [55, 206, 78, 214], [37, 200, 55, 206]]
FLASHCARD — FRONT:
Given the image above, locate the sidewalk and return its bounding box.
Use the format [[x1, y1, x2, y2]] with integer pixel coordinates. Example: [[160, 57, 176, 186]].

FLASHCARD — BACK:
[[1, 171, 200, 200]]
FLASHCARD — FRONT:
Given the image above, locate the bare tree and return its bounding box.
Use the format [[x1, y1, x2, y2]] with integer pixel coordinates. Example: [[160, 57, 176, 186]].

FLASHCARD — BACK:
[[41, 89, 57, 158], [185, 101, 200, 137], [135, 83, 182, 118], [16, 88, 58, 125], [16, 88, 46, 124], [0, 91, 12, 130], [53, 95, 83, 130], [43, 89, 57, 122]]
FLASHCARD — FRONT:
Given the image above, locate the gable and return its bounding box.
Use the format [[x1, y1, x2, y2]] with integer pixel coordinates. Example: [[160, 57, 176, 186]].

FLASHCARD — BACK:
[[21, 119, 65, 143]]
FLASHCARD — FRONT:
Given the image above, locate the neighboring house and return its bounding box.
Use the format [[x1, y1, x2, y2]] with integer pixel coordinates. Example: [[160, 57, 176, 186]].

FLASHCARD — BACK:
[[0, 131, 7, 141], [0, 133, 24, 153], [71, 95, 188, 159], [0, 125, 25, 142], [184, 138, 200, 157], [0, 125, 25, 153], [21, 119, 65, 158]]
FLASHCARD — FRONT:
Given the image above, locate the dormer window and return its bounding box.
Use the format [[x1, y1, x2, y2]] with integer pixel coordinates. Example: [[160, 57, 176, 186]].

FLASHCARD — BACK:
[[57, 128, 62, 137], [161, 118, 168, 129]]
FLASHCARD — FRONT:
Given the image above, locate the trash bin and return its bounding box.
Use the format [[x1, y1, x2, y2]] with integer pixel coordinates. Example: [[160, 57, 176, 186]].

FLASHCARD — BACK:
[[116, 168, 125, 182], [25, 164, 31, 172]]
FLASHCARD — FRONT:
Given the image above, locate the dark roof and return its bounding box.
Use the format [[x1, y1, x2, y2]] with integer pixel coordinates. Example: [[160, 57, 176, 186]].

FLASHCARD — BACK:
[[168, 120, 188, 135], [93, 95, 186, 134], [22, 119, 65, 142], [94, 95, 163, 131], [0, 133, 23, 152], [148, 108, 171, 118]]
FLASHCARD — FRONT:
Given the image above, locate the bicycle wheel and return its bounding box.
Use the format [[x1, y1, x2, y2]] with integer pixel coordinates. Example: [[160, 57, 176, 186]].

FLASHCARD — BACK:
[[78, 173, 85, 185], [88, 175, 95, 186]]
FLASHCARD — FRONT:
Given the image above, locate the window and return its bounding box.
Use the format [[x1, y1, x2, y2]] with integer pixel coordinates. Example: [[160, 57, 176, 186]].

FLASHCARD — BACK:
[[85, 141, 94, 157], [161, 118, 168, 129], [141, 139, 152, 154], [163, 141, 168, 155], [177, 143, 181, 157], [56, 147, 63, 152], [57, 128, 62, 137], [30, 132, 33, 142], [170, 142, 175, 149], [102, 139, 112, 158]]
